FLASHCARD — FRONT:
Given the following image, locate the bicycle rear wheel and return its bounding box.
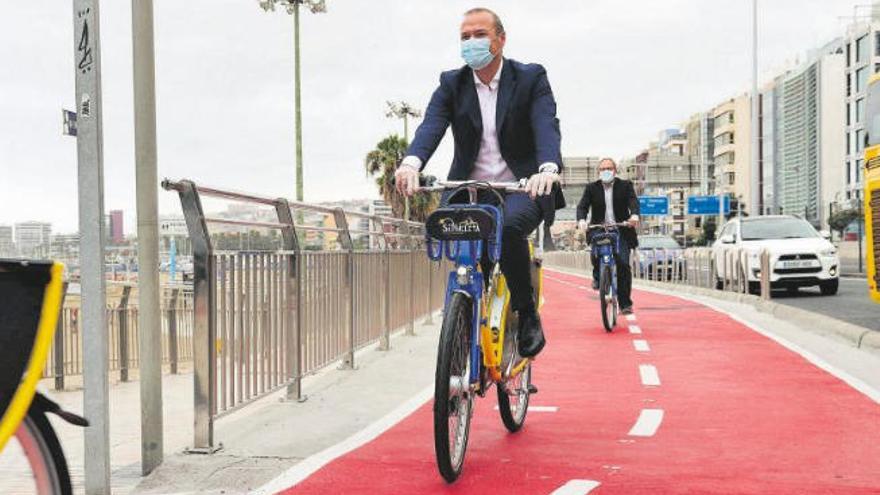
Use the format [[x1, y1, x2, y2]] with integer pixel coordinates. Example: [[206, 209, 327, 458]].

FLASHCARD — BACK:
[[7, 407, 72, 495], [599, 265, 617, 332], [433, 292, 474, 483]]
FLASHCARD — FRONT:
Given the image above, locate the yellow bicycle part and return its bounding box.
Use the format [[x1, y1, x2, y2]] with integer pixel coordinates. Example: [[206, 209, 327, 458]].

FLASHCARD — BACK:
[[0, 262, 64, 453]]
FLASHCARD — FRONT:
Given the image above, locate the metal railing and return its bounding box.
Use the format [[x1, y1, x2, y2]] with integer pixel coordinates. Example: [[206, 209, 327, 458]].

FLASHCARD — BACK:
[[544, 246, 771, 298], [42, 283, 194, 389], [163, 179, 450, 451]]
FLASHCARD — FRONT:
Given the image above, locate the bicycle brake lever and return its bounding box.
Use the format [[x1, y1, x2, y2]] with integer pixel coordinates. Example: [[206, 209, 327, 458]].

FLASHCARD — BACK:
[[32, 393, 89, 427]]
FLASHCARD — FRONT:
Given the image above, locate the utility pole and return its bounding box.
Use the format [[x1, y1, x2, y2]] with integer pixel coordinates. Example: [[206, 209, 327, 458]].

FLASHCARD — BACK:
[[386, 101, 422, 221], [132, 0, 163, 475], [259, 0, 327, 202], [72, 1, 110, 492], [750, 0, 761, 217]]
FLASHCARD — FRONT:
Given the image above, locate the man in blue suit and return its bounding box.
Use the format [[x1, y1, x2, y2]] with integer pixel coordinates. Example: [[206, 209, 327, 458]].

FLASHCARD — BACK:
[[395, 7, 564, 358]]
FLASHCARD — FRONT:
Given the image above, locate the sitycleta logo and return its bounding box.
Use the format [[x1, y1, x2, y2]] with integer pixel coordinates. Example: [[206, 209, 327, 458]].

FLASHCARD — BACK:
[[439, 217, 481, 235]]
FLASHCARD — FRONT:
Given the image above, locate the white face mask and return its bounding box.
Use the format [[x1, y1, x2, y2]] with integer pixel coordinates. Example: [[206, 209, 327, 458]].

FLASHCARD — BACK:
[[599, 170, 615, 183]]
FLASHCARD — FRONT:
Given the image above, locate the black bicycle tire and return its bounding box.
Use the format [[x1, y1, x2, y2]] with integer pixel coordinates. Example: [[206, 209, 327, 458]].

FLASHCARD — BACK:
[[433, 292, 473, 483], [600, 265, 614, 332], [497, 362, 530, 432], [17, 406, 72, 495]]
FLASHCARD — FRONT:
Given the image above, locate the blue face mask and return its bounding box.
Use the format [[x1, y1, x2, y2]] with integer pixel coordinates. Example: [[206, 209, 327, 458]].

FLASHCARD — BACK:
[[461, 37, 494, 70], [600, 170, 615, 183]]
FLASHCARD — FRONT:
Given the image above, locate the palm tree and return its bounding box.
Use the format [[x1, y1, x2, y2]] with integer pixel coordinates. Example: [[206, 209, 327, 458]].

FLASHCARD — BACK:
[[364, 135, 437, 221]]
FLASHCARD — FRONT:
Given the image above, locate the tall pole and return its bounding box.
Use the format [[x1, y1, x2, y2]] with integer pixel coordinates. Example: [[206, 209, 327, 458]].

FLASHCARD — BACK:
[[403, 113, 410, 222], [294, 0, 304, 203], [73, 1, 110, 492], [750, 0, 761, 217], [132, 0, 163, 475]]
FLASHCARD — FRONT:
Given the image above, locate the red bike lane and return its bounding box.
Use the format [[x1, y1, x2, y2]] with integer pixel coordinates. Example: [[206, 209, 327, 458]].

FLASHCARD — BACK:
[[273, 269, 880, 494]]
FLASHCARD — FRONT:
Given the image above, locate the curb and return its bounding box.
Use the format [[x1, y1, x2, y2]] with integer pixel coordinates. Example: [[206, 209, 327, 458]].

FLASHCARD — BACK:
[[544, 265, 879, 357]]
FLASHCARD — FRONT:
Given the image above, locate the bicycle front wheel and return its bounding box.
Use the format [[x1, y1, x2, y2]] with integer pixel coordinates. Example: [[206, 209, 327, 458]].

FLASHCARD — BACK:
[[433, 292, 474, 483], [497, 362, 531, 432], [599, 265, 617, 332], [6, 407, 72, 495]]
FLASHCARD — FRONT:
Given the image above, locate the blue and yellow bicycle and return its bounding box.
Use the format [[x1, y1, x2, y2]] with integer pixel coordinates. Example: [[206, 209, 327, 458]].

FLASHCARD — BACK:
[[419, 179, 543, 483]]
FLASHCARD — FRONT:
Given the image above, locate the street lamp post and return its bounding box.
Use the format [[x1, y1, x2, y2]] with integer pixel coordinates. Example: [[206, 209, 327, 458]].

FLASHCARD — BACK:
[[386, 101, 422, 221], [259, 0, 327, 203]]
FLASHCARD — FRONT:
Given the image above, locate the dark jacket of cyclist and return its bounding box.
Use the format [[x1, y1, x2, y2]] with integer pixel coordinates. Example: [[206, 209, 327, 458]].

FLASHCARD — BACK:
[[394, 8, 564, 358], [575, 158, 640, 314]]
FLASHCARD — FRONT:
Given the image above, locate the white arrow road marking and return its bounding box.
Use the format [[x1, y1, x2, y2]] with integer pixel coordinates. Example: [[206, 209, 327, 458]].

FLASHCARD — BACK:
[[629, 408, 664, 437], [628, 324, 642, 334], [550, 479, 602, 494], [632, 339, 651, 352], [639, 364, 661, 386]]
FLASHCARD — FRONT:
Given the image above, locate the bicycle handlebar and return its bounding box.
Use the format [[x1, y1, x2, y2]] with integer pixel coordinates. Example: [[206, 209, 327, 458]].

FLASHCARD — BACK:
[[416, 179, 527, 194], [586, 222, 630, 231]]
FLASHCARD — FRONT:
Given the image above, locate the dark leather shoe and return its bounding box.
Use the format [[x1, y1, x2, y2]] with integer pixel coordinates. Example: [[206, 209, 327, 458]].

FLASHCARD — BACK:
[[591, 280, 599, 290], [517, 310, 546, 358], [620, 305, 633, 315]]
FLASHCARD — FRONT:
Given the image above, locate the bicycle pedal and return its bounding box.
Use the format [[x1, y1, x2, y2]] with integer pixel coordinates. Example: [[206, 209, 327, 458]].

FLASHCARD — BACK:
[[528, 384, 538, 394]]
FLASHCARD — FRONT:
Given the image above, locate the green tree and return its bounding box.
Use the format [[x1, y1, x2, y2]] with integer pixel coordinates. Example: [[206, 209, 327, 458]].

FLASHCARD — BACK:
[[364, 135, 437, 221], [828, 208, 860, 238], [695, 217, 717, 246]]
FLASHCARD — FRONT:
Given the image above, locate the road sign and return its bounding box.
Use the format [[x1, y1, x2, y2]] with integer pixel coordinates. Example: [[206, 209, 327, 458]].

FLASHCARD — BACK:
[[688, 195, 730, 215], [639, 196, 669, 216], [159, 218, 188, 236]]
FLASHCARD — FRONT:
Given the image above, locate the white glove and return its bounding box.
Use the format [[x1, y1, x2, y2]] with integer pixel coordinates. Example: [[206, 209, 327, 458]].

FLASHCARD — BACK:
[[525, 171, 560, 199], [578, 219, 589, 231], [394, 165, 420, 197]]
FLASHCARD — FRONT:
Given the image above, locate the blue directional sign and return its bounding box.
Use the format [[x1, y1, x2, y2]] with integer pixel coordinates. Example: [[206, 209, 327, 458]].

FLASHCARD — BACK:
[[639, 196, 669, 216], [688, 195, 730, 215]]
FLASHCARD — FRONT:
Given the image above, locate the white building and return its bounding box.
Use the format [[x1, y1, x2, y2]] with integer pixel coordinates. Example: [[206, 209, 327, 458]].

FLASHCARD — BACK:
[[0, 225, 13, 256], [14, 221, 52, 257]]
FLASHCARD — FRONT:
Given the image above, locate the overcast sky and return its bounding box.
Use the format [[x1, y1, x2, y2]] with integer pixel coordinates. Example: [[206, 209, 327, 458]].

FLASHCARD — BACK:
[[0, 0, 867, 233]]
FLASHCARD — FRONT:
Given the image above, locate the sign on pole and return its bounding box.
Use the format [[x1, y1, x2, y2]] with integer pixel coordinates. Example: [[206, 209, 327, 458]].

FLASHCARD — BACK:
[[62, 109, 78, 136], [638, 196, 669, 216], [688, 195, 730, 215], [73, 0, 110, 492]]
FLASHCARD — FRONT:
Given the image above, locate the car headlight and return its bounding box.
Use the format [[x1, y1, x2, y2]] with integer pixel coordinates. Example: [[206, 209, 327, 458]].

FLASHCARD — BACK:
[[818, 248, 837, 257]]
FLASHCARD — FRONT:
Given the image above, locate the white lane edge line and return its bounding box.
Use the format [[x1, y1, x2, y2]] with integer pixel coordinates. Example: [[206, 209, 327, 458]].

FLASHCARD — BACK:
[[493, 405, 559, 412], [632, 283, 880, 405], [250, 385, 433, 494], [628, 408, 664, 437], [639, 364, 661, 386], [632, 339, 651, 352], [550, 479, 602, 494], [628, 324, 642, 334]]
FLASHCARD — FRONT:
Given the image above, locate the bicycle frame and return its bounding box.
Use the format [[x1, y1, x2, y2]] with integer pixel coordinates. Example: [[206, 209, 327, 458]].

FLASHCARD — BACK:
[[591, 227, 622, 300]]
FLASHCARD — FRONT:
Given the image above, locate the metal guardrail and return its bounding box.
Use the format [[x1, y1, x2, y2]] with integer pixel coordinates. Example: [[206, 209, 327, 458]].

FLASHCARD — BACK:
[[163, 179, 449, 452], [42, 284, 194, 389], [543, 246, 771, 298]]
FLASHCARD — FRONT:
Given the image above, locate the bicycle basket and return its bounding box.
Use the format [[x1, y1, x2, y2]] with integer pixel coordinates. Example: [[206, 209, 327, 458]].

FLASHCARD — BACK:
[[426, 207, 496, 241]]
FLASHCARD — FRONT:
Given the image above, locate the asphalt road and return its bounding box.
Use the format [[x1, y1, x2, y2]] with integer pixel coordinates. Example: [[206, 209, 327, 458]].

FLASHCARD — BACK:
[[771, 277, 879, 332]]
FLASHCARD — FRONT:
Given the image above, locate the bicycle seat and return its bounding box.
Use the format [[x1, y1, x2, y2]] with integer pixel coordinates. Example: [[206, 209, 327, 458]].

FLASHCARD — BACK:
[[0, 259, 64, 453]]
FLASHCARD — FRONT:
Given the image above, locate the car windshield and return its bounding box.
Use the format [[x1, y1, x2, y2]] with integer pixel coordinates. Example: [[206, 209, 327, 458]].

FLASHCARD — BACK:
[[740, 218, 818, 241], [639, 237, 681, 249]]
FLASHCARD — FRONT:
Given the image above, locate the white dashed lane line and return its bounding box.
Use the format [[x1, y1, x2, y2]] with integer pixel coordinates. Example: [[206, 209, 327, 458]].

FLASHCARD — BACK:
[[550, 479, 601, 494], [493, 405, 559, 413], [628, 409, 664, 437], [639, 364, 661, 386], [626, 314, 637, 321], [628, 324, 642, 334], [632, 339, 651, 352]]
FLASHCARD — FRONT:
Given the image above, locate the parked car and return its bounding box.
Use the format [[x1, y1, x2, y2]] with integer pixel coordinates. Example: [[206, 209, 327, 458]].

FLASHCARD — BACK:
[[712, 216, 839, 295], [637, 235, 685, 280]]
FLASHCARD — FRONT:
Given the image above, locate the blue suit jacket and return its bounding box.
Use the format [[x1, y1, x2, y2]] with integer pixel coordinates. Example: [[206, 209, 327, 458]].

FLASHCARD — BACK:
[[407, 58, 565, 222]]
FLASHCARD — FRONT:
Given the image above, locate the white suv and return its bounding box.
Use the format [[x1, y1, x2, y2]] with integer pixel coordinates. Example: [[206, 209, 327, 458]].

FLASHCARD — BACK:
[[712, 216, 840, 295]]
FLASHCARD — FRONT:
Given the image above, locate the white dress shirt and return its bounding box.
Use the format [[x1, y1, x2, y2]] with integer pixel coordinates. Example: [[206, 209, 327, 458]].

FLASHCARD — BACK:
[[603, 183, 616, 224], [401, 59, 558, 178]]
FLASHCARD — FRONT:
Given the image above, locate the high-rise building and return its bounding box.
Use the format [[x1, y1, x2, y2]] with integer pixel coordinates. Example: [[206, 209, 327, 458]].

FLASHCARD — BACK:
[[558, 156, 603, 222], [684, 112, 715, 195], [109, 210, 124, 244], [0, 225, 13, 256], [14, 221, 52, 257], [711, 94, 753, 214]]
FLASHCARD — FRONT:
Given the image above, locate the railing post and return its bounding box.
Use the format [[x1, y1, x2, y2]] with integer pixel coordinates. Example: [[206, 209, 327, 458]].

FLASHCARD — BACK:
[[376, 217, 392, 351], [402, 221, 416, 336], [333, 208, 356, 369], [117, 286, 132, 382], [54, 282, 69, 391], [760, 249, 771, 300], [172, 180, 219, 453], [275, 198, 304, 401], [168, 288, 180, 375]]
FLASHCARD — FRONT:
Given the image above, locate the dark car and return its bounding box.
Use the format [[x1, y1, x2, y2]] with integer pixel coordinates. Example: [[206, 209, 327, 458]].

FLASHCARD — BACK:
[[637, 235, 684, 280]]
